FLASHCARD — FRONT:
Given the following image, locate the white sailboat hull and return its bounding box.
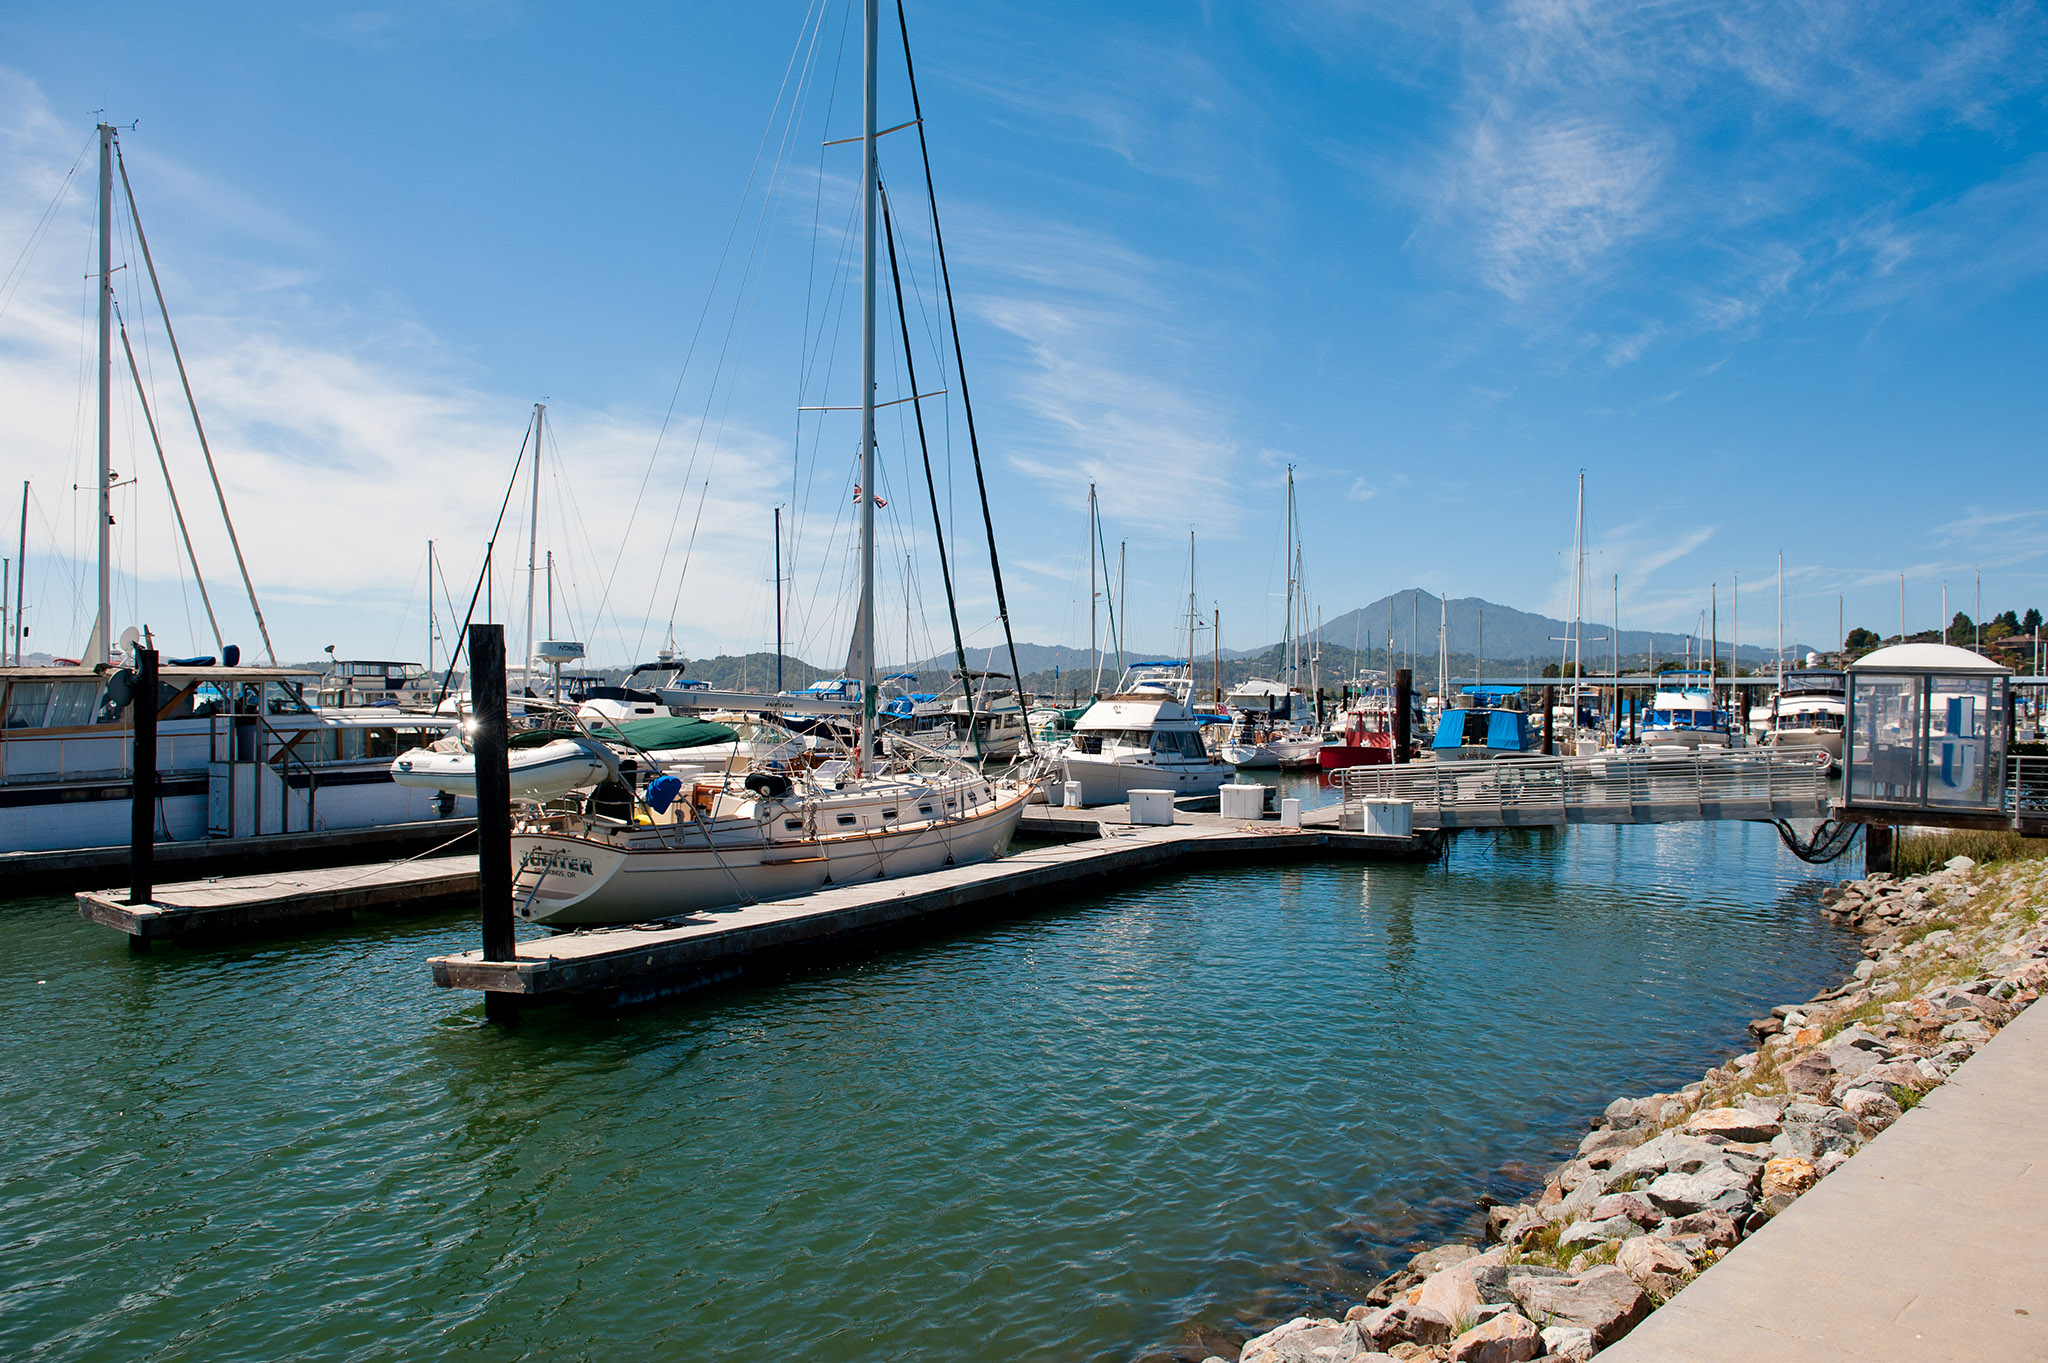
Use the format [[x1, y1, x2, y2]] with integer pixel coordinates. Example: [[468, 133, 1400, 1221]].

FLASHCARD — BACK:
[[1220, 736, 1321, 769], [510, 790, 1030, 926]]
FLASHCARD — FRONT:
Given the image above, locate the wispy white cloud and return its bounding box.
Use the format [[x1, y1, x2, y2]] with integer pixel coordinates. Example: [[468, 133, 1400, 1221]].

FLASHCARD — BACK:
[[0, 70, 800, 667]]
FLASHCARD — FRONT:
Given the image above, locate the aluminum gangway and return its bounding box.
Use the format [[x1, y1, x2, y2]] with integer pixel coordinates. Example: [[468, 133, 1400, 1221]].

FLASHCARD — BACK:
[[1340, 749, 1833, 831]]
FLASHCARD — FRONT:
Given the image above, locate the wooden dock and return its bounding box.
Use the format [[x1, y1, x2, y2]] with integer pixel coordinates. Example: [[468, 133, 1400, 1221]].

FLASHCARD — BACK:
[[76, 853, 479, 946], [428, 805, 1433, 1011]]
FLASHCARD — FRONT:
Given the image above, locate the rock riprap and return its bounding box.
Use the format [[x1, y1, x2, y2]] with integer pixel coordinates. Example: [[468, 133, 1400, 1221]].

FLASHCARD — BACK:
[[1215, 854, 2048, 1363]]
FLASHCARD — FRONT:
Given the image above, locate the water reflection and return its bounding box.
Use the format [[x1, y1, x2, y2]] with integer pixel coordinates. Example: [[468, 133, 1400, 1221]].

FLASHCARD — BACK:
[[0, 821, 1858, 1363]]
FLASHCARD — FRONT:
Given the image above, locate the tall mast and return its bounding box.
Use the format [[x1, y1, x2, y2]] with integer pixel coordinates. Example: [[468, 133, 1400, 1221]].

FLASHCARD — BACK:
[[1282, 467, 1295, 689], [1116, 540, 1126, 675], [1088, 483, 1098, 693], [95, 123, 113, 664], [856, 0, 880, 770], [774, 506, 784, 693], [15, 482, 27, 666], [1777, 552, 1784, 677], [426, 540, 435, 673], [1186, 530, 1196, 680], [1572, 470, 1584, 693], [1438, 595, 1447, 701], [523, 403, 543, 686]]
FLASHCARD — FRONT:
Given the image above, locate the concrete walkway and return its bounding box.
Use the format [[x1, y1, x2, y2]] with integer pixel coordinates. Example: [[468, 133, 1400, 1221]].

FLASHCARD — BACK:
[[1604, 995, 2048, 1361]]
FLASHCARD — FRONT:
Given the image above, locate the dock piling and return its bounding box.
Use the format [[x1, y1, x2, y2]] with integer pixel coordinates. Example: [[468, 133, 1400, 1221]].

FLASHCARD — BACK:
[[1393, 668, 1412, 762], [1865, 822, 1894, 876], [1542, 683, 1557, 755], [128, 646, 158, 950], [469, 624, 519, 1024]]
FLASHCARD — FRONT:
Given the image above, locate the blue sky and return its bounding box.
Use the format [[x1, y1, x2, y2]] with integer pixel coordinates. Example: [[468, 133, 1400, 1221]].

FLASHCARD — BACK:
[[1, 1, 2044, 669]]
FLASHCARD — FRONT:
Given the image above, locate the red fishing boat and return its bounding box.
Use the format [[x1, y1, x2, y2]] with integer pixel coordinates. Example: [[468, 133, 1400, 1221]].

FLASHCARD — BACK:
[[1317, 696, 1398, 770]]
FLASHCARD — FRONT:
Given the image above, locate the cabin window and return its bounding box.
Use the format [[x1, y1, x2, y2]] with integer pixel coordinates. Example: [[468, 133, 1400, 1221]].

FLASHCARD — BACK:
[[43, 681, 100, 729], [362, 728, 399, 760], [265, 680, 313, 716], [882, 808, 897, 820], [4, 682, 51, 729], [918, 804, 933, 816], [836, 814, 857, 827], [785, 818, 803, 831], [945, 798, 956, 808]]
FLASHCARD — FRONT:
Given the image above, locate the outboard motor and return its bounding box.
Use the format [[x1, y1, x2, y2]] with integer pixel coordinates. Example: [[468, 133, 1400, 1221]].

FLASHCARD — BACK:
[[744, 770, 793, 800]]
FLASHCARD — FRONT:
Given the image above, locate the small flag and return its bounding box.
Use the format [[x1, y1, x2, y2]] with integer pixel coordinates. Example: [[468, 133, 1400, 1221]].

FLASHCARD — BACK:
[[853, 483, 887, 507]]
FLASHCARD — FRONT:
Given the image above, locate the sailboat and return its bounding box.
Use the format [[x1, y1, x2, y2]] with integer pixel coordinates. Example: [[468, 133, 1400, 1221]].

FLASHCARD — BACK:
[[500, 0, 1033, 927], [1221, 467, 1321, 768]]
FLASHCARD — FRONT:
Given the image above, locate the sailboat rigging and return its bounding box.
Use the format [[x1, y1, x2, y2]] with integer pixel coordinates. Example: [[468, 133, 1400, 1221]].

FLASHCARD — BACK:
[[491, 0, 1035, 927]]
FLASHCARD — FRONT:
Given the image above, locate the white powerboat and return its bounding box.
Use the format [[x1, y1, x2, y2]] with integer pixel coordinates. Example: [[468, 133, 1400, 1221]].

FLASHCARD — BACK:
[[1763, 669, 1846, 767], [1060, 666, 1233, 804]]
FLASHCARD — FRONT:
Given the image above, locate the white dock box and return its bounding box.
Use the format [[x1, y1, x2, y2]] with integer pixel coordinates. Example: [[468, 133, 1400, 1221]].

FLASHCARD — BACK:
[[1062, 781, 1084, 809], [1127, 789, 1176, 826], [1280, 797, 1303, 828], [1351, 797, 1413, 837], [1219, 784, 1267, 820]]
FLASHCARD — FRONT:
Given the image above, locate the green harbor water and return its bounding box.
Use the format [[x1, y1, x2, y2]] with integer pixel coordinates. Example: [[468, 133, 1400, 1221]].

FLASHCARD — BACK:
[[0, 809, 1859, 1361]]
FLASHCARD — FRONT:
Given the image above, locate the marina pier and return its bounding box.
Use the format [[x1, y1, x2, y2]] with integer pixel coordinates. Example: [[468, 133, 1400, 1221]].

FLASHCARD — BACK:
[[426, 803, 1431, 1011]]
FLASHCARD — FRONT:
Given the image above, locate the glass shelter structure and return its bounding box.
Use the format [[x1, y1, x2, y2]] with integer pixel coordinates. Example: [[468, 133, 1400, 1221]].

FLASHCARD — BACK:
[[1843, 643, 2013, 828]]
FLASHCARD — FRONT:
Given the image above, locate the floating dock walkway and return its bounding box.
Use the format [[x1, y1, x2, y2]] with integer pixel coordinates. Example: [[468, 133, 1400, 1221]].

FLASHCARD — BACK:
[[76, 854, 479, 946], [427, 805, 1433, 1011]]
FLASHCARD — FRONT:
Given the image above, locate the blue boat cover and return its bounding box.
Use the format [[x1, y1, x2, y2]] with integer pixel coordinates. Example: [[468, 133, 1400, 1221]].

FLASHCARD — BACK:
[[1487, 709, 1525, 750]]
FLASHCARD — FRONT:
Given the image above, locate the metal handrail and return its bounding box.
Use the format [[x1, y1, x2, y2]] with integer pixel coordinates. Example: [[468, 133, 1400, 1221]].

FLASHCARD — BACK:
[[2012, 754, 2048, 817], [1341, 748, 1831, 828]]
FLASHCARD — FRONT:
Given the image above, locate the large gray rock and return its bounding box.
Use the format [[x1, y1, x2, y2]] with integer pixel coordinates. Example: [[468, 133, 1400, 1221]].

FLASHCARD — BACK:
[[1471, 1262, 1566, 1306], [1362, 1242, 1481, 1307], [1616, 1234, 1696, 1297], [1577, 1126, 1639, 1157], [1447, 1311, 1542, 1363], [1840, 1086, 1904, 1130], [1643, 1163, 1757, 1218], [1587, 1191, 1658, 1224], [1615, 1132, 1728, 1181], [1782, 1051, 1837, 1095], [1685, 1106, 1781, 1142], [1557, 1215, 1634, 1250], [1507, 1267, 1651, 1347], [1238, 1317, 1344, 1363], [1540, 1324, 1596, 1362], [1823, 1044, 1883, 1082], [1358, 1303, 1454, 1351]]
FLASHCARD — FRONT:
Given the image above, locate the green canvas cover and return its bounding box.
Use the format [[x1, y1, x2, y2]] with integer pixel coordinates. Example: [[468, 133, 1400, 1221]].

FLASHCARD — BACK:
[[591, 716, 739, 750]]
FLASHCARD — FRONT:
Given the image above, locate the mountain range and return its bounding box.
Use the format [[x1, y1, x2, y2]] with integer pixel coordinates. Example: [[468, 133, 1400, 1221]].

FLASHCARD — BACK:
[[894, 590, 1812, 677]]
